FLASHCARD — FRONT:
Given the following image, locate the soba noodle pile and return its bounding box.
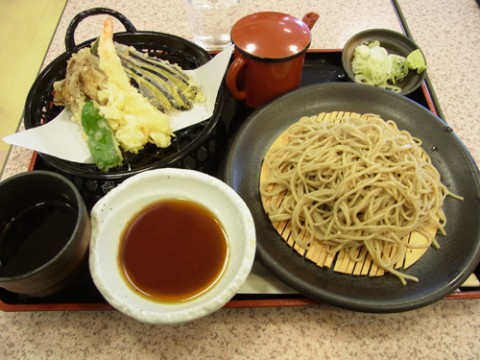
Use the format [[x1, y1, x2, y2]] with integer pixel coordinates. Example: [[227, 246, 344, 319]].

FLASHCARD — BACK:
[[260, 112, 462, 284]]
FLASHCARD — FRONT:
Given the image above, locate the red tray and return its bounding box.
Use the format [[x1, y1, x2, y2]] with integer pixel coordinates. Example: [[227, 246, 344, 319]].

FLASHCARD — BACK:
[[2, 50, 479, 312]]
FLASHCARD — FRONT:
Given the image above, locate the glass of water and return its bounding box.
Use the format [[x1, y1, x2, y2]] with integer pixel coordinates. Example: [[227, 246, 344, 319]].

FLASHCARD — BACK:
[[184, 0, 247, 50]]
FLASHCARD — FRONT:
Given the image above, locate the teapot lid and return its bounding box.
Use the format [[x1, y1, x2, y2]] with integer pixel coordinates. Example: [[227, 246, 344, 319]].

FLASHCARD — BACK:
[[230, 12, 312, 60]]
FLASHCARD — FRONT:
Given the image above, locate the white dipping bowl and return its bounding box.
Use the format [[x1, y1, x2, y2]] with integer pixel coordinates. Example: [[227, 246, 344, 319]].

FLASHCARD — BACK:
[[89, 168, 256, 324]]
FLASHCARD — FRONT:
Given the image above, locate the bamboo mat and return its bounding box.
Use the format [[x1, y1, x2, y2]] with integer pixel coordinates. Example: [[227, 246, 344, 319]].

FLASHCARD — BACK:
[[259, 111, 434, 278]]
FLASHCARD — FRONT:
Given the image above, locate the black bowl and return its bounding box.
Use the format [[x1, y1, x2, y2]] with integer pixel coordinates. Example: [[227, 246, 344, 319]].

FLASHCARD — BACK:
[[0, 171, 90, 297], [341, 29, 427, 95]]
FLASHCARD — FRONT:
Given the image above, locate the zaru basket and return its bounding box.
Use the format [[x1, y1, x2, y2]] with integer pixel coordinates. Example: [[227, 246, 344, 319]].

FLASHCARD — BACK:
[[23, 8, 227, 208]]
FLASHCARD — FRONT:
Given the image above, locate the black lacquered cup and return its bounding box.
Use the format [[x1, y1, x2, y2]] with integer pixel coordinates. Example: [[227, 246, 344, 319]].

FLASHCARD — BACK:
[[0, 170, 90, 297]]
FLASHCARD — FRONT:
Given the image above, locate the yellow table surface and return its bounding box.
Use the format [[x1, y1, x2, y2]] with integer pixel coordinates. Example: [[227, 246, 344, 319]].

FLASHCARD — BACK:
[[0, 0, 66, 171]]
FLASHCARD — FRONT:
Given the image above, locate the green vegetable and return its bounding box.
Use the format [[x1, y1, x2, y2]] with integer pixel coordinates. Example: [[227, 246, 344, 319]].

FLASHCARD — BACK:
[[90, 38, 99, 56], [406, 49, 427, 73], [351, 41, 426, 93], [81, 101, 123, 171]]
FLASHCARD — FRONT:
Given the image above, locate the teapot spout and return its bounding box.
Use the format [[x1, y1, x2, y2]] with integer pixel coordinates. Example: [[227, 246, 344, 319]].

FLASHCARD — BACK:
[[302, 12, 319, 30]]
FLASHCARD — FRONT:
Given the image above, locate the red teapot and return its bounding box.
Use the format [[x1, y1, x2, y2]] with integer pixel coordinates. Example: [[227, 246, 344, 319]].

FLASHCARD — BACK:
[[226, 11, 319, 108]]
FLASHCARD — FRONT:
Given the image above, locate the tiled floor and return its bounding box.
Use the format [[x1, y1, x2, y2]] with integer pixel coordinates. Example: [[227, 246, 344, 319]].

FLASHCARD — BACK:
[[0, 0, 66, 172]]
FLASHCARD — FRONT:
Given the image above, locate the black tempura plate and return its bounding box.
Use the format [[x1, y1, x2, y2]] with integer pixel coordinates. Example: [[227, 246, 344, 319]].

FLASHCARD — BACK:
[[223, 82, 480, 313]]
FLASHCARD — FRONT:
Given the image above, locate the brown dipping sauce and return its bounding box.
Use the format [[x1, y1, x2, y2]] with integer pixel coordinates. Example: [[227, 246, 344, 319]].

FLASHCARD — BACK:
[[0, 201, 78, 277], [118, 198, 228, 303]]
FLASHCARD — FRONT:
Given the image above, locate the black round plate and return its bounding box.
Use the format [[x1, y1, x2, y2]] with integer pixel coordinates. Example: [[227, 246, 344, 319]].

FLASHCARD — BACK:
[[341, 29, 427, 95], [224, 82, 480, 313]]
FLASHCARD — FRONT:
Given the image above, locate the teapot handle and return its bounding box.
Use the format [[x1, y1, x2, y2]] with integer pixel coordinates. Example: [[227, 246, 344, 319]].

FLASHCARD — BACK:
[[225, 53, 248, 101]]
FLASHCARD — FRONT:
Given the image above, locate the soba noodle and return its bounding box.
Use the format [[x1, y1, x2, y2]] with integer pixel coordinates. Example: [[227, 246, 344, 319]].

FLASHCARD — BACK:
[[260, 112, 462, 284]]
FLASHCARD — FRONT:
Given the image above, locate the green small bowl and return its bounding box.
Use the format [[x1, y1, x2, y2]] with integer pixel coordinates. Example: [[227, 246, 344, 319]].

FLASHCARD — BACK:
[[341, 29, 427, 95]]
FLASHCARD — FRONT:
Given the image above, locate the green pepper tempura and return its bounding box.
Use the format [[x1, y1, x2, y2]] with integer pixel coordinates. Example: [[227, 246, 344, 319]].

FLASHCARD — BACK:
[[81, 101, 123, 171]]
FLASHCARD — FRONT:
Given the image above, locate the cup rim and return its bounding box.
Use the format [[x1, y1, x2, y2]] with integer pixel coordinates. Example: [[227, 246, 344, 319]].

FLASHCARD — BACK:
[[230, 11, 312, 61], [232, 44, 310, 63]]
